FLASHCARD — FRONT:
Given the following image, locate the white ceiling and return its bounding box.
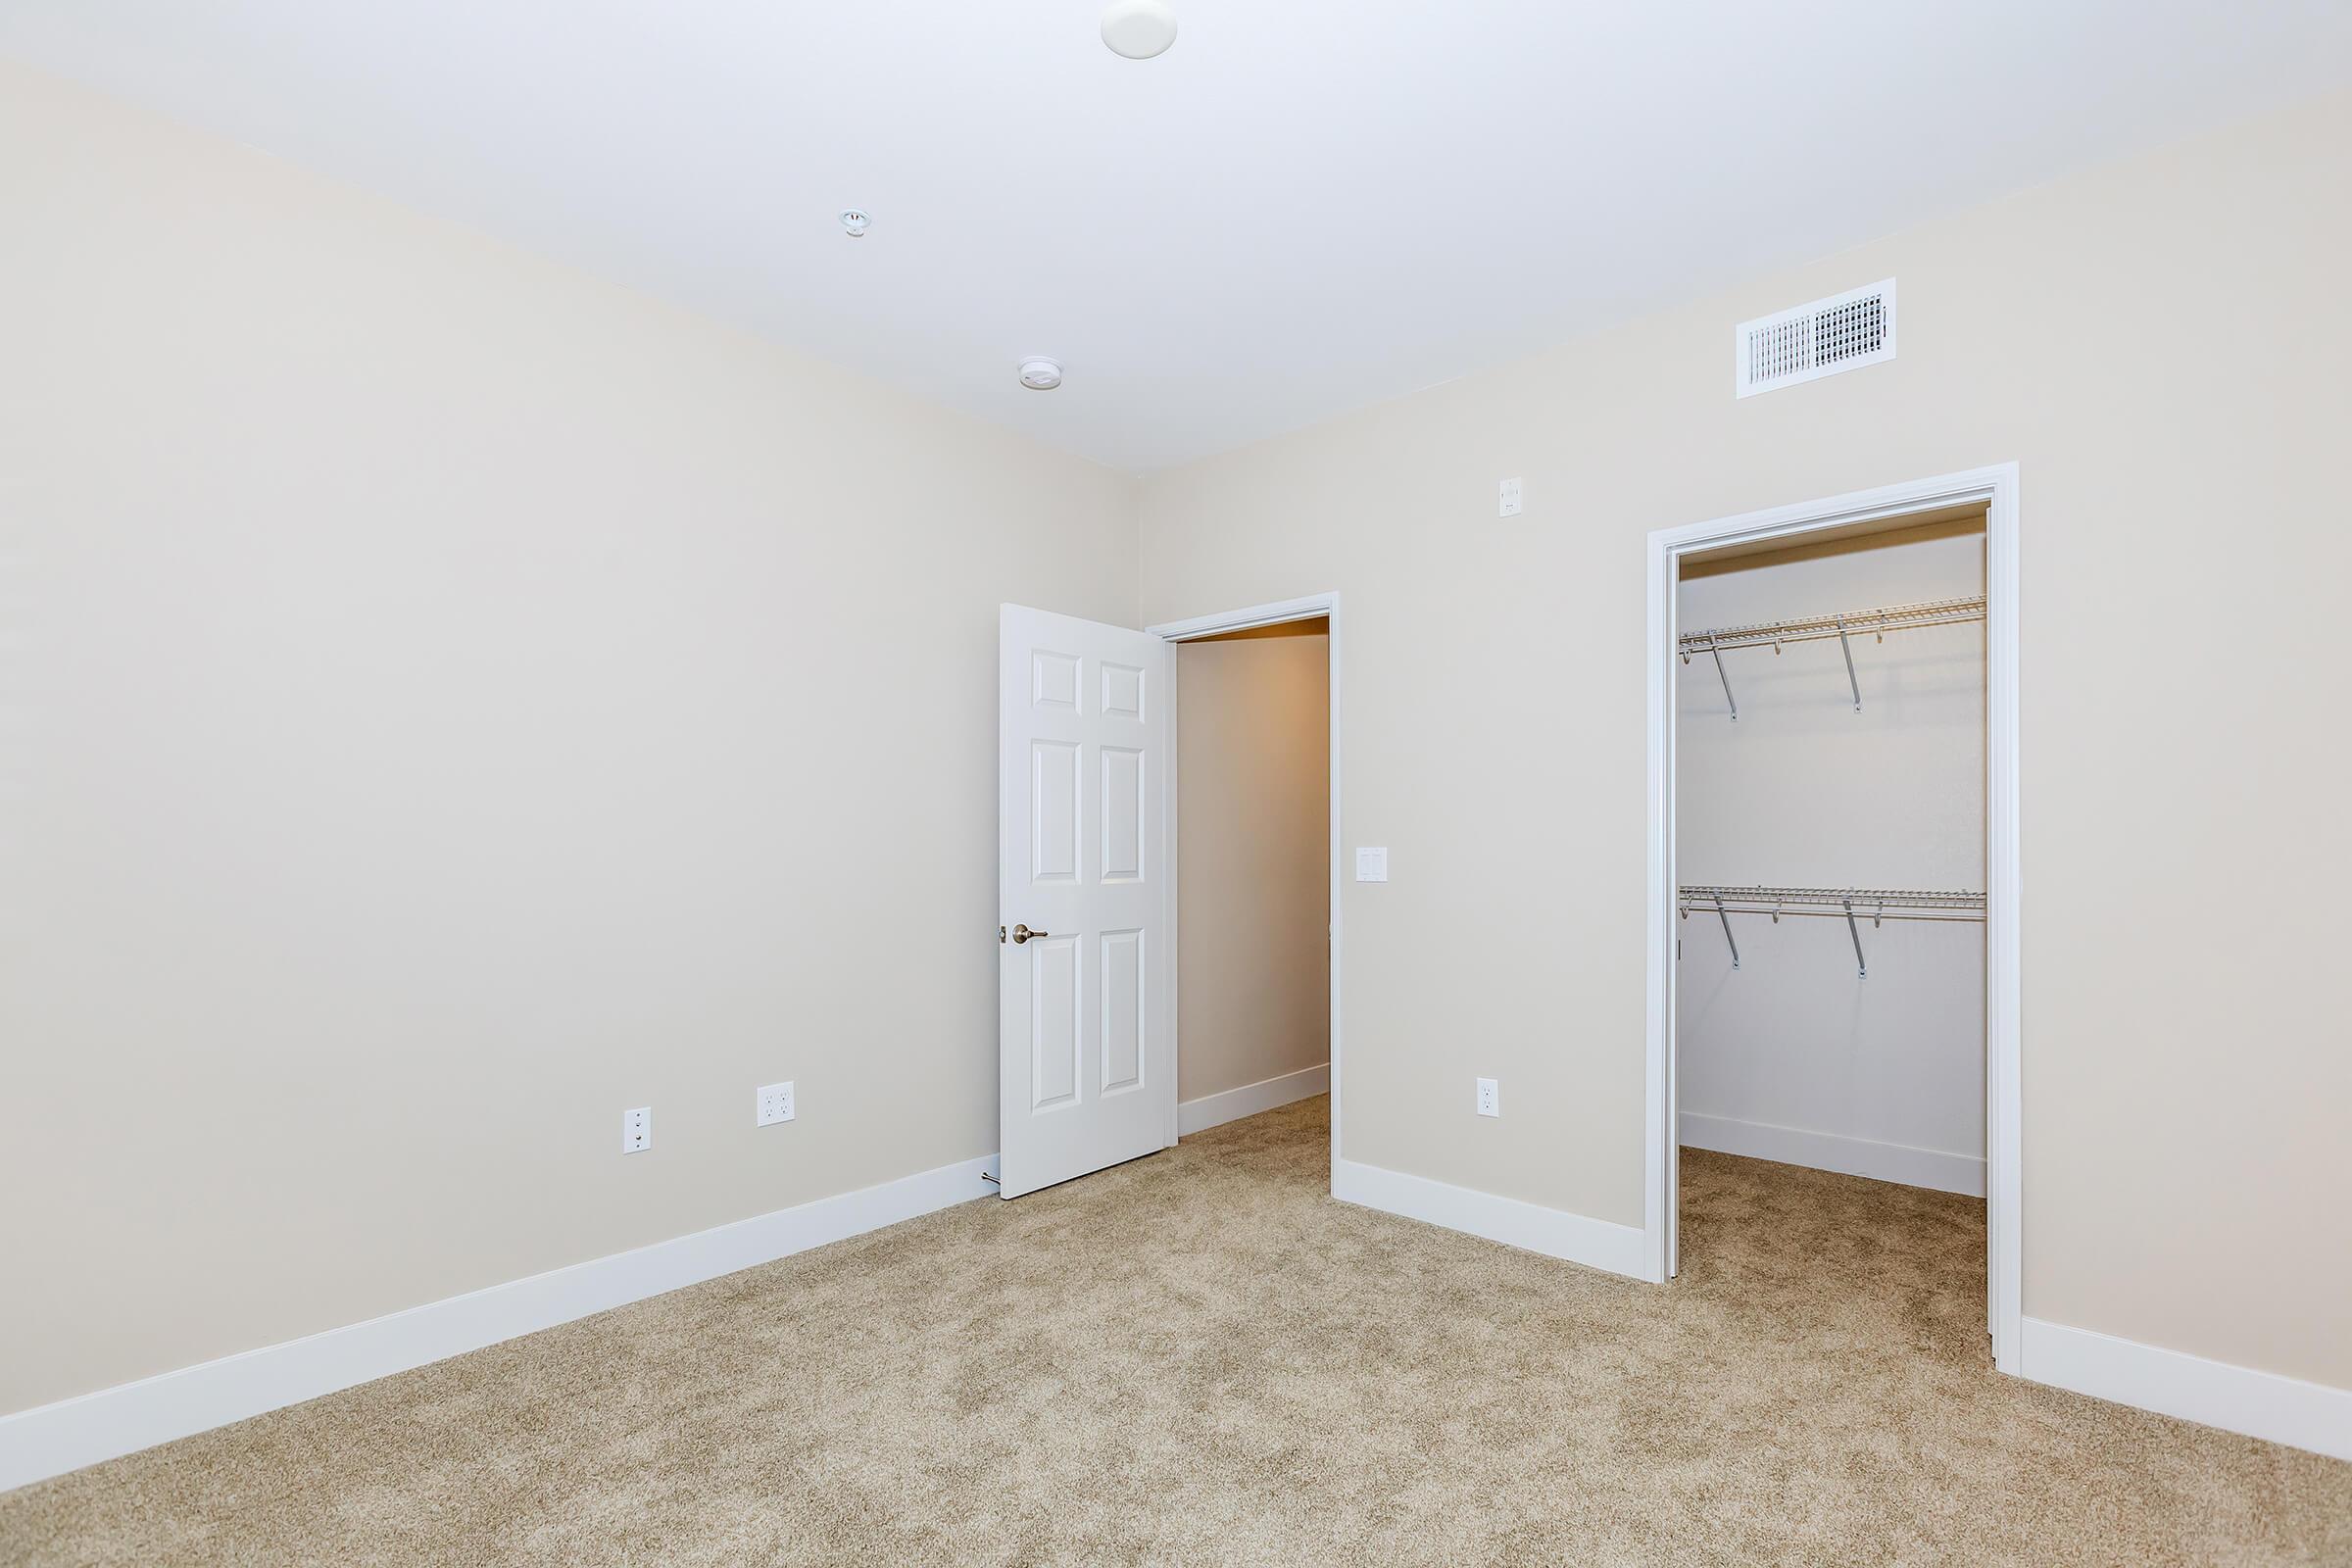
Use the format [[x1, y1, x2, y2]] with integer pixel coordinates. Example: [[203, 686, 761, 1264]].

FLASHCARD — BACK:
[[8, 2, 2352, 471]]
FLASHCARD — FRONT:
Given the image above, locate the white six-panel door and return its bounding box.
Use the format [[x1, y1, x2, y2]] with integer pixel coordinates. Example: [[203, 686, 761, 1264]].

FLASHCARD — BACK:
[[999, 605, 1175, 1199]]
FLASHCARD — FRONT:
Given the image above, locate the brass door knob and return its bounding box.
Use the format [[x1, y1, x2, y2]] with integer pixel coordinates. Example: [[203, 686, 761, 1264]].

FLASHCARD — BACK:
[[1011, 923, 1049, 944]]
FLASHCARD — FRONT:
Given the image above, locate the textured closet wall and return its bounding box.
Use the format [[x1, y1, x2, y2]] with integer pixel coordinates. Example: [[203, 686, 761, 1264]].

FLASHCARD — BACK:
[[0, 64, 1137, 1416], [1136, 88, 2352, 1390], [1675, 529, 1986, 1194], [1175, 625, 1330, 1105]]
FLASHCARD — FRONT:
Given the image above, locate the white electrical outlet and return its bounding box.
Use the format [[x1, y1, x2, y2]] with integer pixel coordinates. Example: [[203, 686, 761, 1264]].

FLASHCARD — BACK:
[[1475, 1078, 1499, 1117], [1498, 477, 1523, 517], [756, 1081, 796, 1127], [621, 1105, 653, 1152]]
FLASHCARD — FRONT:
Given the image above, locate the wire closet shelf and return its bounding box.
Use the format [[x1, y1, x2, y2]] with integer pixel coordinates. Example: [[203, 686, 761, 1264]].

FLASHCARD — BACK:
[[1678, 594, 1984, 718], [1678, 884, 1985, 979]]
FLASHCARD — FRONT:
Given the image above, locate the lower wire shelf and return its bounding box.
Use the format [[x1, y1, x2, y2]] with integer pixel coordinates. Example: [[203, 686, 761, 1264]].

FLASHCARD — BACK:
[[1678, 883, 1984, 978]]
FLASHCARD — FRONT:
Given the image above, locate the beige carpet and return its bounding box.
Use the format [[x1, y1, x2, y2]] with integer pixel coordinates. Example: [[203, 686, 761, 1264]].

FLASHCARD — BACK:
[[3, 1097, 2345, 1565]]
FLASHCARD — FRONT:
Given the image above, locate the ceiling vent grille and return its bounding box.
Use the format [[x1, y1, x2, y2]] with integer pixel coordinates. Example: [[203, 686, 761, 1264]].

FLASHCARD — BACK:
[[1736, 278, 1896, 397]]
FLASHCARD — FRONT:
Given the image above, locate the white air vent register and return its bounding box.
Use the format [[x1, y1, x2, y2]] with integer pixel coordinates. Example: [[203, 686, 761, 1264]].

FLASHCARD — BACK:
[[1736, 278, 1895, 397]]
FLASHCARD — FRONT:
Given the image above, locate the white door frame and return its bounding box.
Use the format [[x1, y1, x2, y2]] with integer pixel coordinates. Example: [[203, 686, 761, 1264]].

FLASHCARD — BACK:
[[1644, 466, 2022, 1370], [1145, 593, 1343, 1185]]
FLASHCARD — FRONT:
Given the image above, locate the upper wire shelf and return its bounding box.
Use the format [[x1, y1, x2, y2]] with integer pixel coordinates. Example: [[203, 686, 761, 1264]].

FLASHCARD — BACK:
[[1679, 596, 1985, 656], [1678, 595, 1984, 719]]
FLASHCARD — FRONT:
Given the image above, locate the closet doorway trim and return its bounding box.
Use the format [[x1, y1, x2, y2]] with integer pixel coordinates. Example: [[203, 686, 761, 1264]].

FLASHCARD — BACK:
[[1642, 464, 2022, 1371]]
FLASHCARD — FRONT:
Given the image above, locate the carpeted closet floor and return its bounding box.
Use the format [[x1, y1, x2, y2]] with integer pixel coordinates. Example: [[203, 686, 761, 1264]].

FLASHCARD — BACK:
[[3, 1095, 2345, 1565]]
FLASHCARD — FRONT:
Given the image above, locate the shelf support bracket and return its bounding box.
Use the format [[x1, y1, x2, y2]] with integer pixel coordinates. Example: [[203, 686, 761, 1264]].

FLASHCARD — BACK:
[[1842, 897, 1867, 979], [1713, 894, 1740, 969], [1707, 634, 1738, 722], [1836, 614, 1862, 711]]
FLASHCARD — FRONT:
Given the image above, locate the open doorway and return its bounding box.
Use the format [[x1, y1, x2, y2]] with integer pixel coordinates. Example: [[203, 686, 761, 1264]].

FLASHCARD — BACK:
[[1676, 509, 1987, 1333], [1170, 618, 1331, 1143], [1151, 595, 1342, 1188], [995, 595, 1339, 1200], [1644, 467, 2022, 1369]]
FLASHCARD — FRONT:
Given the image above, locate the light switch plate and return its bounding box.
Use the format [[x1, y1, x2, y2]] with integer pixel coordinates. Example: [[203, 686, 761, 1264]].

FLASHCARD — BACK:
[[1498, 477, 1523, 517], [1354, 847, 1389, 882], [756, 1081, 796, 1127], [621, 1105, 652, 1152], [1476, 1078, 1499, 1117]]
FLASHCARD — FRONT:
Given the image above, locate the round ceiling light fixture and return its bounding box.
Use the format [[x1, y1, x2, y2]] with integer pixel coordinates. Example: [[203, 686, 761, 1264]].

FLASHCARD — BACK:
[[1018, 357, 1064, 391], [1101, 0, 1177, 60], [838, 208, 871, 237]]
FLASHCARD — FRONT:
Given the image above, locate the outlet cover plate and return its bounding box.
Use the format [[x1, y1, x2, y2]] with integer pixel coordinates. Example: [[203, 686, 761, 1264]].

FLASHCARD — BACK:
[[757, 1081, 796, 1127], [622, 1105, 653, 1152], [1476, 1078, 1499, 1117]]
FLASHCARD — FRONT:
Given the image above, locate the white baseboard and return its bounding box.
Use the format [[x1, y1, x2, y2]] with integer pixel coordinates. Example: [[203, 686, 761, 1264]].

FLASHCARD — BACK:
[[2017, 1316, 2351, 1462], [13, 1154, 2338, 1496], [0, 1152, 1000, 1494], [1332, 1157, 1647, 1280], [1178, 1063, 1329, 1136], [1680, 1111, 1985, 1198]]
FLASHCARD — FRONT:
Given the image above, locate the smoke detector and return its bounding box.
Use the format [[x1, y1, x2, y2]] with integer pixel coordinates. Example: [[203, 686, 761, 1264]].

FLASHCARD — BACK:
[[838, 208, 870, 238], [1018, 357, 1064, 391], [1102, 0, 1177, 59]]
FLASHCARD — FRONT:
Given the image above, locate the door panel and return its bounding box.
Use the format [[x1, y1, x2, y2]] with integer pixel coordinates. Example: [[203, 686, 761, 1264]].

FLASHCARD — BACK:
[[1029, 934, 1080, 1111], [1100, 929, 1145, 1095], [1101, 747, 1144, 881], [1000, 605, 1175, 1198]]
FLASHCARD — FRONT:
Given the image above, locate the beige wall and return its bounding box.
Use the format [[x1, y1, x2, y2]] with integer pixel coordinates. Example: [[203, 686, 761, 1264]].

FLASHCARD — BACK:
[[1176, 626, 1330, 1104], [1137, 91, 2352, 1389], [0, 64, 1137, 1415]]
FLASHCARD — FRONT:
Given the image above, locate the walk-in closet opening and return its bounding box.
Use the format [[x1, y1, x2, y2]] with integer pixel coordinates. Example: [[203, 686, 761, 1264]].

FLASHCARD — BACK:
[[1671, 502, 1991, 1347], [1171, 617, 1333, 1153]]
